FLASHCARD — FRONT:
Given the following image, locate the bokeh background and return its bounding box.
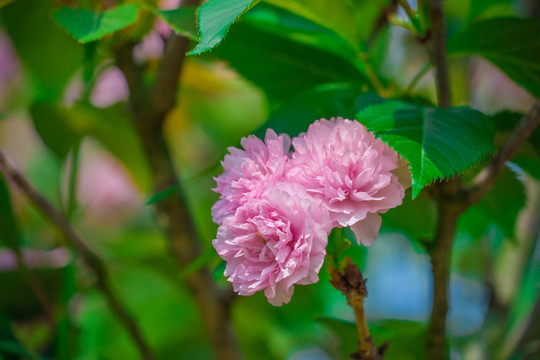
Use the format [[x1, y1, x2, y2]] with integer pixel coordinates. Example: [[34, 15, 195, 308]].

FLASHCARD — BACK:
[[0, 0, 539, 359]]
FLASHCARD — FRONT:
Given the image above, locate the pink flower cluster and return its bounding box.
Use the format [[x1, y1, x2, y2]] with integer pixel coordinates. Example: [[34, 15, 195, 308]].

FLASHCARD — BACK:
[[212, 118, 406, 305]]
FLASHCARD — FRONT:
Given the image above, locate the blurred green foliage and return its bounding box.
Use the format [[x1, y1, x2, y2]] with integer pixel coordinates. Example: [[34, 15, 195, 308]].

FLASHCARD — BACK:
[[0, 0, 539, 359]]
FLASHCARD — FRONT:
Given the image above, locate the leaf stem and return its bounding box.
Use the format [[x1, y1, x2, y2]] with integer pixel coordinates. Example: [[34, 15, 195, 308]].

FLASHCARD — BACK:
[[66, 142, 80, 221], [404, 63, 432, 94], [397, 0, 423, 34]]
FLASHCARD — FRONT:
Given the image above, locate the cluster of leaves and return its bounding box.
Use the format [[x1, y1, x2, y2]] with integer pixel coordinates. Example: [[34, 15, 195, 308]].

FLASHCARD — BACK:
[[1, 0, 540, 359]]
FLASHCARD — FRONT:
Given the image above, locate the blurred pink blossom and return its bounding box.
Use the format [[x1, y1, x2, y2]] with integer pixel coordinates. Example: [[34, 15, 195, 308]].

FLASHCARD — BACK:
[[0, 248, 70, 271], [90, 67, 129, 108], [213, 182, 331, 306], [77, 150, 141, 223], [211, 129, 291, 224], [0, 31, 20, 101], [288, 118, 405, 246]]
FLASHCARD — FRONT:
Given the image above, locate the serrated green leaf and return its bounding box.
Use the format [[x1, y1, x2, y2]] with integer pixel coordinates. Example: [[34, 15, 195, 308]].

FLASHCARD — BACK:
[[189, 0, 259, 55], [152, 6, 198, 40], [54, 4, 140, 43], [0, 177, 20, 252], [448, 17, 540, 98], [356, 101, 495, 198]]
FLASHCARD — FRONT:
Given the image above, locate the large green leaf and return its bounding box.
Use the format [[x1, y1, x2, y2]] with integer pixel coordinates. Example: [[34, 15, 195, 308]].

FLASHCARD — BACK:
[[212, 22, 367, 99], [54, 4, 140, 43], [0, 178, 20, 252], [448, 17, 540, 98], [1, 0, 83, 99], [152, 6, 198, 40], [188, 0, 259, 55], [356, 101, 495, 198], [264, 0, 392, 50], [242, 3, 358, 62], [254, 84, 375, 138]]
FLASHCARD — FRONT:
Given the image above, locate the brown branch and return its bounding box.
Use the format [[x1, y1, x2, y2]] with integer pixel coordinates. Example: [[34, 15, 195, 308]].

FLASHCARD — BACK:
[[0, 150, 156, 360], [427, 0, 451, 108], [465, 100, 540, 204], [329, 258, 387, 360], [424, 1, 459, 359], [115, 2, 243, 359]]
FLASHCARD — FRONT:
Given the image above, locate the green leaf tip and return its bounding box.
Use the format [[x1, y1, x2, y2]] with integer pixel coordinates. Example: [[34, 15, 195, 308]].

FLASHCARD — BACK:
[[188, 0, 258, 55], [54, 4, 140, 43]]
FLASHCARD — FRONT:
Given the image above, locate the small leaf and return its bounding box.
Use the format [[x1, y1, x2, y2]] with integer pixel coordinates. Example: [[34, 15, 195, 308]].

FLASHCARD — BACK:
[[0, 177, 21, 252], [152, 6, 198, 40], [144, 185, 179, 206], [30, 102, 82, 159], [54, 4, 140, 43], [448, 17, 540, 98], [188, 0, 259, 55], [356, 101, 495, 198]]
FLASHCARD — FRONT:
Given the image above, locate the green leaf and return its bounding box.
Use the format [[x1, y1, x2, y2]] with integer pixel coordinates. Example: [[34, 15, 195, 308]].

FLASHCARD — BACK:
[[30, 102, 82, 160], [265, 0, 392, 50], [2, 0, 83, 99], [189, 0, 259, 55], [212, 18, 368, 99], [462, 167, 525, 238], [54, 4, 140, 43], [0, 177, 20, 252], [254, 84, 374, 138], [448, 17, 540, 98], [242, 3, 358, 62], [144, 185, 179, 206], [356, 101, 495, 198], [152, 6, 198, 40], [30, 101, 150, 189], [382, 191, 436, 241], [492, 110, 540, 180]]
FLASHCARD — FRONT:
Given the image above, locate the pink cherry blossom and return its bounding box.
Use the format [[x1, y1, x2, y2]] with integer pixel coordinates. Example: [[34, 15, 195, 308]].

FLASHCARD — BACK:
[[213, 182, 332, 306], [211, 129, 291, 224], [288, 117, 405, 246]]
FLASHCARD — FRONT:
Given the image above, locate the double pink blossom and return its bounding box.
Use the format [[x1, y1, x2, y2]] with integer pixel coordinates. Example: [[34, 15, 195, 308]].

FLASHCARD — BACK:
[[212, 118, 406, 305], [213, 182, 331, 306], [288, 118, 405, 246]]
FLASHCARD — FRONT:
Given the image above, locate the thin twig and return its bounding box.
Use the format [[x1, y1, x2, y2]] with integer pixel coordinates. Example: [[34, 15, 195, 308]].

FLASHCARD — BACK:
[[0, 149, 156, 360], [465, 100, 540, 204], [329, 258, 387, 360]]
